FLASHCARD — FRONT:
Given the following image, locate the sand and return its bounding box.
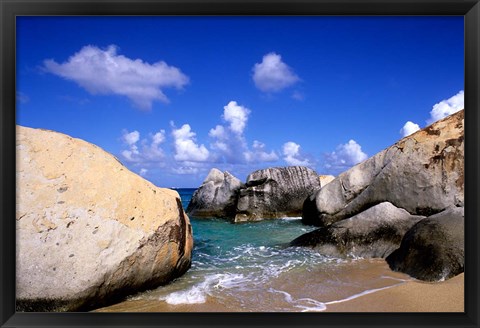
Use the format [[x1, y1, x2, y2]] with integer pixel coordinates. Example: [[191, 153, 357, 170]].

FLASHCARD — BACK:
[[325, 273, 464, 312], [94, 259, 464, 313]]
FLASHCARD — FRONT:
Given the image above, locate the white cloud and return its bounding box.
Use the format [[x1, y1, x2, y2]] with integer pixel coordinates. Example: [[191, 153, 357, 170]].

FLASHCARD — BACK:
[[43, 45, 189, 110], [324, 139, 368, 173], [244, 140, 279, 163], [142, 130, 166, 161], [208, 101, 278, 165], [122, 130, 140, 145], [172, 166, 200, 175], [291, 90, 305, 101], [152, 131, 166, 145], [223, 101, 251, 134], [282, 141, 311, 166], [208, 125, 247, 163], [400, 121, 421, 137], [209, 125, 226, 138], [172, 123, 210, 162], [120, 129, 166, 163], [252, 52, 300, 93], [208, 101, 250, 163], [139, 168, 148, 176], [427, 90, 464, 125]]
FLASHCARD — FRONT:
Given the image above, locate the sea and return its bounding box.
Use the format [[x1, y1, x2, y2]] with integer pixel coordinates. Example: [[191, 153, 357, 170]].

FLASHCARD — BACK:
[[97, 188, 412, 312]]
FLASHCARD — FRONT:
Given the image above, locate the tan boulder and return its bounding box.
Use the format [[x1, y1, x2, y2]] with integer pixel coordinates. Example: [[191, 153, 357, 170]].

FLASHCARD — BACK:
[[16, 126, 193, 311], [319, 175, 335, 187]]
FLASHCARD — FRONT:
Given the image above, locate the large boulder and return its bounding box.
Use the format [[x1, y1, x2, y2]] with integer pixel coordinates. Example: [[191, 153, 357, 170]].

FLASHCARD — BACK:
[[291, 202, 425, 258], [16, 126, 193, 311], [302, 110, 464, 227], [186, 168, 243, 218], [234, 166, 323, 222], [386, 207, 464, 281]]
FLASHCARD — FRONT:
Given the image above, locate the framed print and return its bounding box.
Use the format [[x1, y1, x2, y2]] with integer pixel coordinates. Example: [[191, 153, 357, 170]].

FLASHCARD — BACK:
[[1, 0, 479, 327]]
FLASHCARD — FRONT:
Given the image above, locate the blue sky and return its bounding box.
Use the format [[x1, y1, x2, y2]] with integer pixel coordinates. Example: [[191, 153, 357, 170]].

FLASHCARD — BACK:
[[16, 16, 464, 187]]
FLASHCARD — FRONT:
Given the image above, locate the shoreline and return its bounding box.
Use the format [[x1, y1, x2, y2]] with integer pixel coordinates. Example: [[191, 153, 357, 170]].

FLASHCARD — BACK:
[[94, 259, 464, 313], [325, 273, 464, 312]]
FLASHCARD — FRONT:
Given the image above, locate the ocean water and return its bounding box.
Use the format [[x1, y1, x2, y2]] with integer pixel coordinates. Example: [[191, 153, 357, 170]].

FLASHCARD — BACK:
[[102, 188, 411, 312]]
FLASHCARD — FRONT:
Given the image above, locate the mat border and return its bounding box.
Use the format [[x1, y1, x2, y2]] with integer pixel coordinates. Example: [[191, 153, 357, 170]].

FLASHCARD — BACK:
[[1, 0, 479, 327]]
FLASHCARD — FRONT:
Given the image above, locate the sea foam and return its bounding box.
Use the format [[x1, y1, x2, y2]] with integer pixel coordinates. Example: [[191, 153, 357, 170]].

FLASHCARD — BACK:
[[160, 273, 248, 305], [269, 288, 327, 312], [161, 285, 207, 305]]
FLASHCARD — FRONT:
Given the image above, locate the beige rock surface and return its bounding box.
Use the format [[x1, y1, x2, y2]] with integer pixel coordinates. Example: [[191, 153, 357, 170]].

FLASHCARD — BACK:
[[319, 175, 335, 187], [16, 126, 193, 311]]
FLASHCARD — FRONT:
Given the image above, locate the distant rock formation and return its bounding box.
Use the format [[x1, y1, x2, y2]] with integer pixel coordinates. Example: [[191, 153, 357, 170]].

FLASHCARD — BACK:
[[386, 206, 464, 281], [291, 202, 425, 258], [319, 175, 335, 187], [186, 168, 243, 218], [294, 110, 464, 281], [302, 110, 464, 227], [187, 166, 332, 223], [16, 126, 193, 311], [234, 166, 324, 222]]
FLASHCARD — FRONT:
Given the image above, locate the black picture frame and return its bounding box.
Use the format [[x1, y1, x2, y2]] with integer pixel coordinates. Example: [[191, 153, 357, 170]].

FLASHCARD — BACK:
[[1, 0, 479, 327]]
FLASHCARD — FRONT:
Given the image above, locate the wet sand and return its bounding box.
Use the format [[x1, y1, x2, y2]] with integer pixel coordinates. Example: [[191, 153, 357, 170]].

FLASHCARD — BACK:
[[325, 273, 464, 312], [94, 260, 464, 313]]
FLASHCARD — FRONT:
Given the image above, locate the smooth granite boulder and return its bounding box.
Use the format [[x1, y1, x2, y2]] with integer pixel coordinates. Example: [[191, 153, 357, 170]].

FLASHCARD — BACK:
[[291, 202, 425, 258], [386, 207, 464, 281], [16, 126, 193, 311], [186, 168, 243, 218], [302, 110, 464, 227], [234, 166, 323, 222]]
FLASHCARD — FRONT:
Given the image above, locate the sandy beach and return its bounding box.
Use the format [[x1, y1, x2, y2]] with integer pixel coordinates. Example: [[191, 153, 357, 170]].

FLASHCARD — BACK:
[[325, 273, 464, 312], [94, 259, 464, 313]]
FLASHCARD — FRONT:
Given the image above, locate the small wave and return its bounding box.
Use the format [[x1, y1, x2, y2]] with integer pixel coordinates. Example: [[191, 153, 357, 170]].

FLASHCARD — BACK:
[[269, 288, 327, 312], [325, 282, 405, 305], [159, 273, 249, 305], [380, 275, 411, 282], [160, 285, 207, 305], [262, 259, 303, 278], [279, 217, 302, 221]]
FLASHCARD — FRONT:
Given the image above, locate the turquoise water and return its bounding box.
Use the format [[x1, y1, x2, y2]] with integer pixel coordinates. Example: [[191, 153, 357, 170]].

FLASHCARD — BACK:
[[121, 188, 409, 312]]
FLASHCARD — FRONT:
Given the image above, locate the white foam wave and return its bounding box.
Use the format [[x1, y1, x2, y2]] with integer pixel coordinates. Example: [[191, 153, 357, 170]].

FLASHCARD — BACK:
[[325, 282, 405, 305], [269, 288, 327, 312], [380, 275, 411, 282], [279, 217, 302, 221], [159, 273, 249, 305], [263, 259, 302, 278], [161, 285, 207, 305], [212, 273, 249, 289]]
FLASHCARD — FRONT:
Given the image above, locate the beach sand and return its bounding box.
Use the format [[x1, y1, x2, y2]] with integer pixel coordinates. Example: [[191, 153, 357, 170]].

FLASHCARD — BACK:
[[325, 272, 464, 312], [94, 260, 464, 313]]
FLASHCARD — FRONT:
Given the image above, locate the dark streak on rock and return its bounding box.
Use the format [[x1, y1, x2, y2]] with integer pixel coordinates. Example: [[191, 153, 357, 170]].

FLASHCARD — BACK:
[[415, 206, 442, 217], [424, 126, 441, 136], [245, 177, 268, 188], [173, 198, 187, 259], [445, 136, 464, 148]]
